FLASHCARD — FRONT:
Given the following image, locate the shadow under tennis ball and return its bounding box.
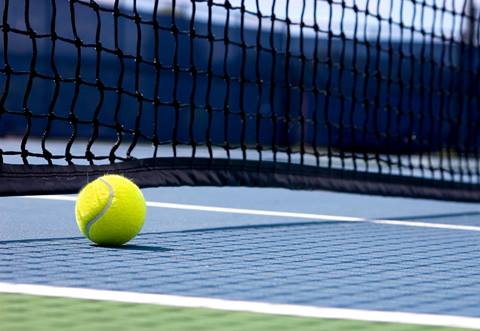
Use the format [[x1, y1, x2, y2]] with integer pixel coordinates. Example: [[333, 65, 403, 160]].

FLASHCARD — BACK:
[[90, 244, 173, 252]]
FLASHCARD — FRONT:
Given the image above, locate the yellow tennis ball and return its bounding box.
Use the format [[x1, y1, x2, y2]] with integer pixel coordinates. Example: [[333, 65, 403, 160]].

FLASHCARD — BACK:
[[75, 175, 146, 246]]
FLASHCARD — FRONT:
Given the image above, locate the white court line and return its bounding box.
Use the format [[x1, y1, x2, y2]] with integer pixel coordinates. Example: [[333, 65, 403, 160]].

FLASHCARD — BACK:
[[23, 195, 480, 232], [0, 282, 479, 329]]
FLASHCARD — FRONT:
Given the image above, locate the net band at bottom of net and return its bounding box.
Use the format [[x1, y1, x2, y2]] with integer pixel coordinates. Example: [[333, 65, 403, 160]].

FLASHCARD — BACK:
[[1, 158, 479, 202]]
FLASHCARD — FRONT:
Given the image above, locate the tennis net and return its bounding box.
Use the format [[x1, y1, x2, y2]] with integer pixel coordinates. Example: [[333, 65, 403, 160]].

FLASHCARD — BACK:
[[0, 0, 479, 201]]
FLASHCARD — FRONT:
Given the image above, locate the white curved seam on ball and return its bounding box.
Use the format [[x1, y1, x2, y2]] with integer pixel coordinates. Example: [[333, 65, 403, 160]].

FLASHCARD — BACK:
[[85, 178, 114, 240]]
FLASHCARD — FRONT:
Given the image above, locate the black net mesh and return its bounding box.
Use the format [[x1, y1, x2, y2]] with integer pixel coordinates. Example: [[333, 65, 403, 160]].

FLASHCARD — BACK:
[[0, 0, 480, 200]]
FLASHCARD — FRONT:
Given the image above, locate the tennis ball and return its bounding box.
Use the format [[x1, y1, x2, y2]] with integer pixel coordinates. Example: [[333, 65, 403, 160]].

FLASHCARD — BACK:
[[75, 175, 146, 246]]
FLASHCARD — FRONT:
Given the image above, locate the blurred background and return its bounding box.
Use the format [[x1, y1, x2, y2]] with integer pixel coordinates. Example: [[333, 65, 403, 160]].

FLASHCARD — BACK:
[[0, 0, 479, 154]]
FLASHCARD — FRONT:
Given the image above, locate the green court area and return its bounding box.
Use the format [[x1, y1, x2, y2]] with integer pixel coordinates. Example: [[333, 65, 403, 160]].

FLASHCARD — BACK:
[[0, 293, 471, 331]]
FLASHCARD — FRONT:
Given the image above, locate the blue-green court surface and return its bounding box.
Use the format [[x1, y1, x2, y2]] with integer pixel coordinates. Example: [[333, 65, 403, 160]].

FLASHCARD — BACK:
[[1, 186, 480, 330]]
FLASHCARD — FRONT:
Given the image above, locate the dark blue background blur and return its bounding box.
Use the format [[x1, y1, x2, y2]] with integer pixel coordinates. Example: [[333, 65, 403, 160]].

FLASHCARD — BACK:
[[0, 0, 478, 153]]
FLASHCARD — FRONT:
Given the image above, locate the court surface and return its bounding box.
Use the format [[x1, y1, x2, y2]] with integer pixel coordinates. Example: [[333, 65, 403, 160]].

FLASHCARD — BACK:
[[1, 186, 480, 330]]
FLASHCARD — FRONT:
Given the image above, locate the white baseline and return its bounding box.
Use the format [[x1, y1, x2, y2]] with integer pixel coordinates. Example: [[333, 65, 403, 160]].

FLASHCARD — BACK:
[[24, 195, 480, 232], [0, 282, 479, 329]]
